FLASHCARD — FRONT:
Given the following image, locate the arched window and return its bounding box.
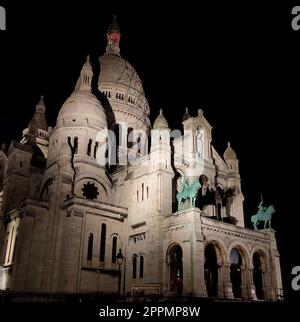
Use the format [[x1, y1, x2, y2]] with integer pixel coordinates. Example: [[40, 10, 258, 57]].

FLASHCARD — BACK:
[[217, 204, 222, 221], [230, 248, 242, 298], [74, 137, 78, 154], [168, 245, 183, 295], [204, 244, 218, 297], [133, 255, 137, 279], [94, 142, 99, 158], [87, 139, 92, 156], [127, 127, 133, 148], [115, 124, 120, 147], [140, 255, 144, 278], [137, 190, 139, 202], [147, 186, 149, 199], [87, 233, 93, 261], [112, 236, 117, 263], [253, 252, 264, 299], [12, 236, 18, 262], [142, 183, 144, 201], [99, 224, 106, 262], [7, 226, 15, 263]]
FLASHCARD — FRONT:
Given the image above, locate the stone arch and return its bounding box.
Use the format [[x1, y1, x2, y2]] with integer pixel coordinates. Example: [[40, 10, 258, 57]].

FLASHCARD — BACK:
[[227, 242, 251, 268], [227, 243, 250, 299], [250, 246, 269, 272], [40, 178, 54, 200], [250, 247, 269, 300], [166, 242, 183, 296], [204, 240, 226, 297], [204, 238, 227, 265]]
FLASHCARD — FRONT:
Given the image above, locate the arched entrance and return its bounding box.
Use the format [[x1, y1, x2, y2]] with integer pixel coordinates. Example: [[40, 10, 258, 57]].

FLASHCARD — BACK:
[[230, 248, 243, 298], [168, 244, 183, 296], [253, 251, 265, 299], [204, 244, 218, 297]]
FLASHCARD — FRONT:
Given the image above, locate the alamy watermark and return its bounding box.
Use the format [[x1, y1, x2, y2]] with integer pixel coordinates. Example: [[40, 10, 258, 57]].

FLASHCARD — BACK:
[[291, 266, 300, 291], [291, 6, 300, 31], [0, 6, 6, 30], [66, 126, 206, 178]]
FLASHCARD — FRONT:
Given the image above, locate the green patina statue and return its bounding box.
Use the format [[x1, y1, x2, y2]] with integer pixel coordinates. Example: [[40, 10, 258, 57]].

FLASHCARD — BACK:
[[251, 200, 275, 230], [176, 177, 201, 210]]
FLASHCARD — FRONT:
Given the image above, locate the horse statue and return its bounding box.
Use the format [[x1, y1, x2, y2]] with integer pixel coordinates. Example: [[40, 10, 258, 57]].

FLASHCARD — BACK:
[[251, 201, 275, 230], [176, 177, 201, 210]]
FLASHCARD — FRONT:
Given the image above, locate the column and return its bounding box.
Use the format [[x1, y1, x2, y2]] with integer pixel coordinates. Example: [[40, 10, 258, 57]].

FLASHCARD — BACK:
[[240, 268, 249, 299], [248, 265, 257, 300], [223, 263, 234, 299], [217, 264, 225, 298]]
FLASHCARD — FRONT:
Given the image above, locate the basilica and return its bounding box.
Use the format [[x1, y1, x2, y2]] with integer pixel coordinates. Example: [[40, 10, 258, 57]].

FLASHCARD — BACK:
[[0, 17, 282, 300]]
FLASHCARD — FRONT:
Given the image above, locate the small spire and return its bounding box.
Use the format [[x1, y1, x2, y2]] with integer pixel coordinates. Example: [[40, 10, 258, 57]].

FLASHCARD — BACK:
[[108, 14, 120, 33], [159, 108, 163, 114], [182, 107, 191, 122], [228, 141, 231, 147], [106, 15, 121, 56], [74, 56, 93, 92], [36, 95, 46, 114], [198, 108, 203, 116]]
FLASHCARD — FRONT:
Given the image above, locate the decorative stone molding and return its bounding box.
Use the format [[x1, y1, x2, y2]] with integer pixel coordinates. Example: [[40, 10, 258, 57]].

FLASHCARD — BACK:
[[202, 223, 270, 246], [129, 232, 146, 243]]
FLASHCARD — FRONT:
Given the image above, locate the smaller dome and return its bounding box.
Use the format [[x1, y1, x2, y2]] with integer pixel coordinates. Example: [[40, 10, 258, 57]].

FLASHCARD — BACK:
[[57, 57, 107, 129], [153, 109, 169, 129], [57, 91, 107, 128], [224, 142, 237, 160]]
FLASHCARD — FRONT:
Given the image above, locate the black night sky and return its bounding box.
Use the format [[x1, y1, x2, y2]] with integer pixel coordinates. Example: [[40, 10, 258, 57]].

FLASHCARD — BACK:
[[0, 1, 299, 301]]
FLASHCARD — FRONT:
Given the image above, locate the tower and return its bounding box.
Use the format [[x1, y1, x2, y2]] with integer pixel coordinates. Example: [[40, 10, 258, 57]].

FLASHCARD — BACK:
[[46, 55, 110, 204], [98, 16, 150, 165], [141, 109, 174, 283], [21, 96, 50, 158], [37, 56, 111, 292], [223, 142, 244, 226]]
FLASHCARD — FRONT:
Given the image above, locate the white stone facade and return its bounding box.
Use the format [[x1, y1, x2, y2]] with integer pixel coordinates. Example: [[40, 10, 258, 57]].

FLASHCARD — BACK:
[[0, 18, 282, 301]]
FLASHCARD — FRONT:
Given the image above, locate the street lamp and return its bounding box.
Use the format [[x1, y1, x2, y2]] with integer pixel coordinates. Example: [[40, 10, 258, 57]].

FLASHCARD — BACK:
[[116, 248, 124, 296]]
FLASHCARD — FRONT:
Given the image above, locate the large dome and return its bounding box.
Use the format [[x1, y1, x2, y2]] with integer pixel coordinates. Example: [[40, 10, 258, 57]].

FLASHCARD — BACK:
[[99, 54, 145, 95], [97, 17, 150, 133]]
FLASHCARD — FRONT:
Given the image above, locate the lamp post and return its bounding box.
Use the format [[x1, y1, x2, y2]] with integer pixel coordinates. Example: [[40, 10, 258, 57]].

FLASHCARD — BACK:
[[116, 248, 124, 296]]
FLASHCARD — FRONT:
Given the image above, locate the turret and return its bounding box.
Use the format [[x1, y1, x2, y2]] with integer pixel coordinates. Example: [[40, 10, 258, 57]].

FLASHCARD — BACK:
[[151, 109, 171, 166], [223, 142, 244, 226], [106, 15, 121, 56], [150, 109, 173, 213], [21, 96, 50, 158], [223, 142, 239, 174]]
